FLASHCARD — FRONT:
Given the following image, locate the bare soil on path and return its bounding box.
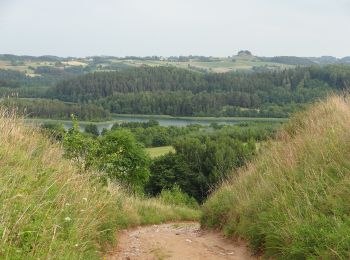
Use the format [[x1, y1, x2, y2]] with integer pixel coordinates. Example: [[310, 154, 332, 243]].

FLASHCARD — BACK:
[[107, 222, 257, 260]]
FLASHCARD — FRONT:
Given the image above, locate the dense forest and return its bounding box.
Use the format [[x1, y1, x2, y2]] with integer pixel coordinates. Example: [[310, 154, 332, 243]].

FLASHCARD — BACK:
[[0, 69, 48, 87], [3, 98, 110, 120], [52, 65, 350, 117], [0, 68, 77, 87], [1, 61, 350, 119]]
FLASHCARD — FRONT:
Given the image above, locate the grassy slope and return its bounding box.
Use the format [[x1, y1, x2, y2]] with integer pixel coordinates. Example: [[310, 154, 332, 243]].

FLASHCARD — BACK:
[[202, 96, 350, 259], [0, 111, 199, 259]]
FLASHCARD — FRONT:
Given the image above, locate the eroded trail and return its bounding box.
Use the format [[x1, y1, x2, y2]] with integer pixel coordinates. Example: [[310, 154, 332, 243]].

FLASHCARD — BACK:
[[107, 222, 257, 260]]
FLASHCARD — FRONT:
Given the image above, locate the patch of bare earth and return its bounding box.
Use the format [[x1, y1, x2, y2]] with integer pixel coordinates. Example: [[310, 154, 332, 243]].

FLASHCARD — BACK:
[[107, 222, 257, 260]]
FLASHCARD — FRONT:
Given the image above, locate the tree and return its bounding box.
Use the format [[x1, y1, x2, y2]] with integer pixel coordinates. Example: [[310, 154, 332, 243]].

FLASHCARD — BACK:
[[63, 118, 97, 170], [97, 130, 150, 193], [146, 153, 196, 197], [85, 123, 99, 136], [41, 122, 66, 140], [148, 134, 256, 202], [63, 122, 150, 193]]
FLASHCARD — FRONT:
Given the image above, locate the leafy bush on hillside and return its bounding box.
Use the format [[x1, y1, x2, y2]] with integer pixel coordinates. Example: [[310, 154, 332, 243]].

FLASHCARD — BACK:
[[63, 120, 151, 193], [158, 185, 199, 209]]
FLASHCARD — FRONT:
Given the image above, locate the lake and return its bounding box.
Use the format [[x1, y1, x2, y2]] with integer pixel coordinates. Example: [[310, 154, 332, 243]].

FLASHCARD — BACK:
[[25, 115, 286, 133]]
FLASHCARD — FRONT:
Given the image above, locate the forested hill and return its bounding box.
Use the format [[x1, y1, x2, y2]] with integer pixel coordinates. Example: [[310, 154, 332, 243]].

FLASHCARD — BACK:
[[52, 65, 350, 117], [54, 65, 349, 100], [55, 67, 205, 99]]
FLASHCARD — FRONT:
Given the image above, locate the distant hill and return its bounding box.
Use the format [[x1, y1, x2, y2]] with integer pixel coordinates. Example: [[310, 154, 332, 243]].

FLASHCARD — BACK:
[[232, 50, 261, 63], [237, 50, 253, 56], [0, 54, 64, 62], [308, 56, 338, 64], [261, 56, 316, 65], [341, 56, 350, 63], [0, 53, 348, 75]]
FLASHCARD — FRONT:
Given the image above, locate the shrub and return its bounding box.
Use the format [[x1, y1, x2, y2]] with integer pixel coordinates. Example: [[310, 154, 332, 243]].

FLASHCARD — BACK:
[[158, 185, 199, 209]]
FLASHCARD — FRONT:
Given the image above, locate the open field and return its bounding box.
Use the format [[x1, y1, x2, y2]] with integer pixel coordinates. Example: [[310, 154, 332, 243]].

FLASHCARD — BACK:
[[0, 58, 84, 76], [61, 60, 88, 66], [146, 146, 175, 158]]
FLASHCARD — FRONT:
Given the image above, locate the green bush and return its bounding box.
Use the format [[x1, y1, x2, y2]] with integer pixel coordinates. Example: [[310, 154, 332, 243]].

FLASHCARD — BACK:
[[158, 185, 199, 209], [64, 120, 150, 193], [84, 123, 99, 136]]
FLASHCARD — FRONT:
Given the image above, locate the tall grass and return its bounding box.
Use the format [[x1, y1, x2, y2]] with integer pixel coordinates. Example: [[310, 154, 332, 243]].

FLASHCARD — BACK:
[[0, 109, 199, 259], [202, 96, 350, 259]]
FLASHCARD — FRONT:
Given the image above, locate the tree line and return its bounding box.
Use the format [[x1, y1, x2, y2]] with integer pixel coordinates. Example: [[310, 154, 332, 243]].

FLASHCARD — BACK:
[[2, 98, 110, 121]]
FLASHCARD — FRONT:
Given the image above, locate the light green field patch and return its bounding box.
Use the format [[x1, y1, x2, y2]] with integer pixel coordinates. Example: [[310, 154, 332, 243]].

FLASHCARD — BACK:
[[146, 146, 175, 158]]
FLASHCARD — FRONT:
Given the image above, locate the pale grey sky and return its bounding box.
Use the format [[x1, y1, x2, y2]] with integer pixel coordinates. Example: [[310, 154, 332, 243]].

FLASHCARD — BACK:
[[0, 0, 349, 57]]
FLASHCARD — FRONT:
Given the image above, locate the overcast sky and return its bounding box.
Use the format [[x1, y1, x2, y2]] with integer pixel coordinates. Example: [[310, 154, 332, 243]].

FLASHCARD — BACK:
[[0, 0, 349, 57]]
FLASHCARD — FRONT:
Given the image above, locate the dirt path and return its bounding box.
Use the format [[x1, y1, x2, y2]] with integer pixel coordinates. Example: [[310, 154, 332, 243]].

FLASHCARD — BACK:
[[107, 222, 257, 260]]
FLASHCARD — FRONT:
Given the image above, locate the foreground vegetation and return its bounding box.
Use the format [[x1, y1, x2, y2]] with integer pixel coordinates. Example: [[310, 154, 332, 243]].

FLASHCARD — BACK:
[[202, 96, 350, 259], [0, 111, 199, 259]]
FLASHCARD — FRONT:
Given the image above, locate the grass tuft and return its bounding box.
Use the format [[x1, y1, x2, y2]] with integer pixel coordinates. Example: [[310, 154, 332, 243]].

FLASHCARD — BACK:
[[0, 109, 199, 259], [201, 96, 350, 259]]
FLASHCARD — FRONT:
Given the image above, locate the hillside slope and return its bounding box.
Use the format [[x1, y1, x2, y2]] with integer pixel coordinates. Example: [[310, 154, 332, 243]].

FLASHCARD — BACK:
[[202, 96, 350, 259], [0, 110, 199, 259]]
